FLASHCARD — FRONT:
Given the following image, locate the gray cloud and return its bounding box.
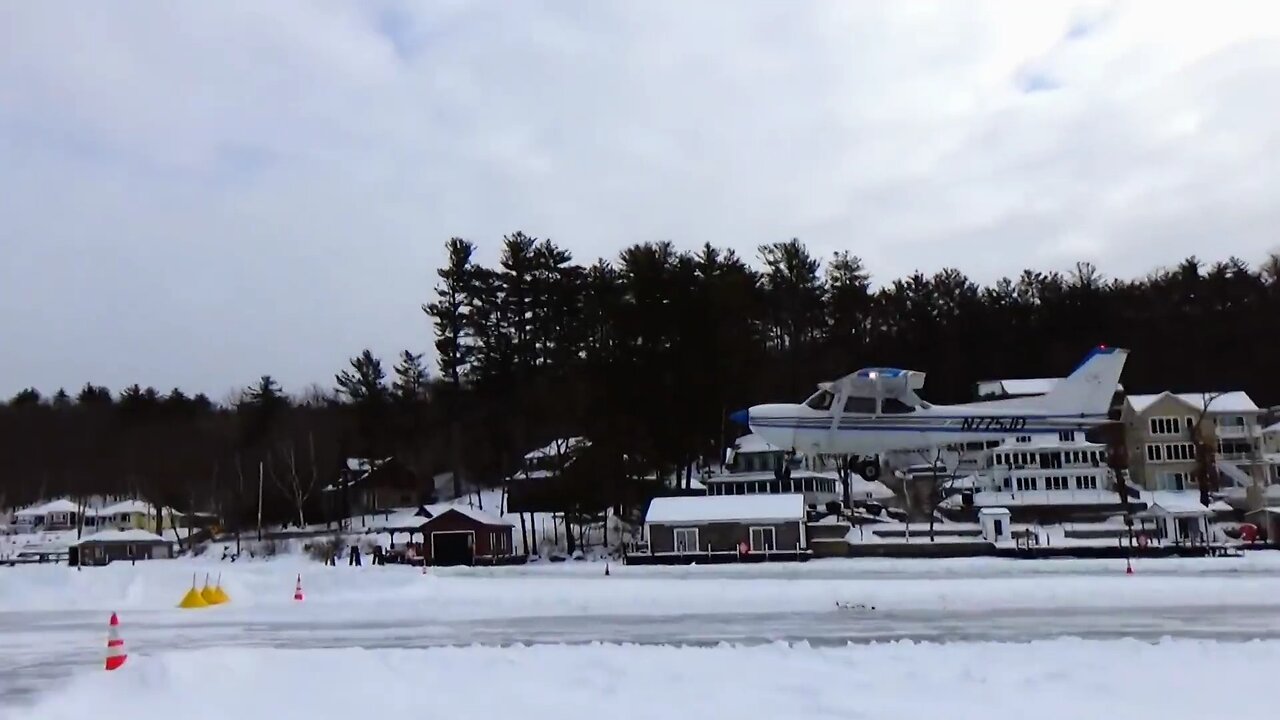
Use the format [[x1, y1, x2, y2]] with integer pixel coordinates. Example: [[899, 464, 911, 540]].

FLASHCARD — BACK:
[[3, 1, 1279, 396]]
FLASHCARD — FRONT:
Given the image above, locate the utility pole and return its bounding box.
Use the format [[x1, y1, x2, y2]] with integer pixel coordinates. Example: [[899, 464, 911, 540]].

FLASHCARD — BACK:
[[257, 460, 264, 542]]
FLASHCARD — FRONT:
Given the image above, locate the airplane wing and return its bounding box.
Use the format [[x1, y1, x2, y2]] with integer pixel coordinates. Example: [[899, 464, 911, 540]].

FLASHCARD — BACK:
[[831, 367, 926, 396]]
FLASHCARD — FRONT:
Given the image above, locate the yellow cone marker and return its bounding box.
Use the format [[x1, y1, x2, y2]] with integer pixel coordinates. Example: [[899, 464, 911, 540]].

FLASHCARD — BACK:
[[200, 573, 220, 605], [178, 573, 209, 609], [211, 573, 231, 604]]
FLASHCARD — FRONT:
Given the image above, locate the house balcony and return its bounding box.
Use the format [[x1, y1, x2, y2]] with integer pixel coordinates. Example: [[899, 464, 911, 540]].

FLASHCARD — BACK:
[[1218, 451, 1263, 463], [1214, 425, 1260, 439]]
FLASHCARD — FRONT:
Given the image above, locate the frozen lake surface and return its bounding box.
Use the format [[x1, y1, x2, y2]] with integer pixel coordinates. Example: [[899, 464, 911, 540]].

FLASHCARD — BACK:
[[4, 555, 1280, 715]]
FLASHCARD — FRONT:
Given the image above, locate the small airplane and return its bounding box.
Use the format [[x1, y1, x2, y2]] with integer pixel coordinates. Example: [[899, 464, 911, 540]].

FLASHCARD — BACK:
[[728, 346, 1127, 480]]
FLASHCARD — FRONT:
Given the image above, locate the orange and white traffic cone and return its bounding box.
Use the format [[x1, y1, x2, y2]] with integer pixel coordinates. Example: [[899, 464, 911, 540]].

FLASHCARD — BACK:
[[105, 612, 127, 671], [293, 574, 304, 601]]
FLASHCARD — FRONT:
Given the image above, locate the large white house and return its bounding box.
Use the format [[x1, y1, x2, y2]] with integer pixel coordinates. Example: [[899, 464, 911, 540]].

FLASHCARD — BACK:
[[710, 433, 894, 507], [943, 431, 1119, 507]]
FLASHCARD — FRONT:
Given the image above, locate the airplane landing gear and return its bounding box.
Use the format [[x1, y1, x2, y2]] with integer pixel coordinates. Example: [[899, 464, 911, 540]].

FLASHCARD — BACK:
[[855, 455, 882, 481], [774, 450, 796, 480]]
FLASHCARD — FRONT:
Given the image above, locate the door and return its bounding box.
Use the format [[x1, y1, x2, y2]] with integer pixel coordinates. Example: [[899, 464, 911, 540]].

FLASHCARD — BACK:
[[673, 528, 698, 553], [431, 532, 475, 566]]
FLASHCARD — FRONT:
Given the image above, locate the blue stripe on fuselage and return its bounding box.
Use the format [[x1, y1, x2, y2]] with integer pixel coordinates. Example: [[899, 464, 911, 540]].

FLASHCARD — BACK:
[[748, 423, 1103, 434]]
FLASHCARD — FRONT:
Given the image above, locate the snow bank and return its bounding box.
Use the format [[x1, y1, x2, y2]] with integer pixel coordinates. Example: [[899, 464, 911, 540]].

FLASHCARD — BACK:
[[15, 639, 1274, 719], [6, 554, 1280, 618]]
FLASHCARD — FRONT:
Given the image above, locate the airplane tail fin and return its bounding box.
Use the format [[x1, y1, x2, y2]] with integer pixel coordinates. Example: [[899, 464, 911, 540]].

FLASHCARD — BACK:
[[1039, 346, 1128, 417]]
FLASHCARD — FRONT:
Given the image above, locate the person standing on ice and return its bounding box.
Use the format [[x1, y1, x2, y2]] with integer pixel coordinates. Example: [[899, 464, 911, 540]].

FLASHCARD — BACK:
[[349, 544, 361, 566]]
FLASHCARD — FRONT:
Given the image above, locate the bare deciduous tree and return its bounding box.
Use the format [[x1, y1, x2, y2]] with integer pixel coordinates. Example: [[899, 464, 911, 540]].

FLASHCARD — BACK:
[[1189, 391, 1229, 507], [912, 444, 969, 542], [267, 432, 322, 528]]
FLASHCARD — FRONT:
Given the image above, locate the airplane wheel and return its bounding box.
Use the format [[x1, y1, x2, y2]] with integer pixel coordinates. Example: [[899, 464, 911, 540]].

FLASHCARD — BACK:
[[858, 458, 881, 481]]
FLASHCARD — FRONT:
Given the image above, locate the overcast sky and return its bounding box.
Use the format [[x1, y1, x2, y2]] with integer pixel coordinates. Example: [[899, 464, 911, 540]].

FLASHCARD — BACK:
[[3, 1, 1279, 398]]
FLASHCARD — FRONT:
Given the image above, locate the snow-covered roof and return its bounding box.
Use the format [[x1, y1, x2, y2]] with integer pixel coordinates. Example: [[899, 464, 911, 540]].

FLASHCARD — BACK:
[[848, 477, 896, 500], [322, 457, 399, 492], [1126, 391, 1259, 415], [430, 505, 514, 527], [75, 528, 170, 545], [978, 507, 1011, 516], [1264, 422, 1280, 435], [733, 433, 782, 454], [1140, 491, 1211, 516], [523, 437, 589, 460], [371, 508, 434, 530], [346, 457, 392, 472], [14, 499, 81, 516], [96, 499, 153, 516], [645, 494, 807, 524]]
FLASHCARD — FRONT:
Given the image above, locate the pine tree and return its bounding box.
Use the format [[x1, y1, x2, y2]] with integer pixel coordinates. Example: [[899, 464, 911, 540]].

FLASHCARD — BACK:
[[423, 237, 481, 500], [424, 237, 478, 387], [335, 350, 389, 403], [393, 350, 430, 402], [76, 383, 113, 406], [9, 388, 42, 407]]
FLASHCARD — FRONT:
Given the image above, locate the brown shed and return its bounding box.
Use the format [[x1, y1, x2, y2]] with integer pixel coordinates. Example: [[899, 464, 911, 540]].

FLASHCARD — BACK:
[[422, 506, 516, 566], [643, 493, 809, 561]]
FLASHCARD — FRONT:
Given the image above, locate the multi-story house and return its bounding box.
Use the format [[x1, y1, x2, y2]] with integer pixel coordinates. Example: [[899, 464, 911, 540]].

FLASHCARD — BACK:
[[937, 430, 1125, 522], [1122, 391, 1272, 501], [709, 433, 894, 507]]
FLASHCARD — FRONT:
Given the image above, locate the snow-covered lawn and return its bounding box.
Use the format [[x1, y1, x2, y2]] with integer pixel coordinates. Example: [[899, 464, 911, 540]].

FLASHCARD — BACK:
[[18, 639, 1278, 719]]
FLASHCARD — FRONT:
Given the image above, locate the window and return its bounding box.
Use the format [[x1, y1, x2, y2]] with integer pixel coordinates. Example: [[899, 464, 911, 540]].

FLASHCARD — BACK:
[[804, 390, 834, 410], [1058, 431, 1076, 443], [1015, 477, 1039, 491], [1218, 440, 1254, 457], [879, 398, 915, 414], [1149, 416, 1183, 436], [750, 526, 776, 552], [1016, 436, 1032, 444], [1075, 476, 1098, 490], [1147, 443, 1197, 463], [1047, 476, 1069, 491], [673, 528, 698, 553], [843, 396, 877, 414], [1157, 471, 1195, 491]]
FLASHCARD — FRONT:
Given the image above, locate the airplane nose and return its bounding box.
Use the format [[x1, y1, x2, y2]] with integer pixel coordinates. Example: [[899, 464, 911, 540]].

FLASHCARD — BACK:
[[729, 409, 750, 426]]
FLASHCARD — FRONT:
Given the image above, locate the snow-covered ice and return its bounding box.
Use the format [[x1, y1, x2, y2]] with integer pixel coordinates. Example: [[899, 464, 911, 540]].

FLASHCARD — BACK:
[[16, 639, 1279, 719], [4, 554, 1280, 716]]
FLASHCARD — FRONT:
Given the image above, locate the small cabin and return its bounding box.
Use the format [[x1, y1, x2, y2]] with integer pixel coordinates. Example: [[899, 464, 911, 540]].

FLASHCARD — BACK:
[[642, 494, 810, 563], [421, 507, 516, 566]]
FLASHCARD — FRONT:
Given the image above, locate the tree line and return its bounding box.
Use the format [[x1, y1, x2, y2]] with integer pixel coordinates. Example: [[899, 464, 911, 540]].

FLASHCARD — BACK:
[[3, 233, 1278, 533]]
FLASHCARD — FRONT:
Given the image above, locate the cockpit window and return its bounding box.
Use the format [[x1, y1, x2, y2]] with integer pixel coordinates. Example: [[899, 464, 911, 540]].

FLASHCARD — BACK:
[[880, 397, 916, 414], [843, 396, 877, 414], [804, 390, 834, 410]]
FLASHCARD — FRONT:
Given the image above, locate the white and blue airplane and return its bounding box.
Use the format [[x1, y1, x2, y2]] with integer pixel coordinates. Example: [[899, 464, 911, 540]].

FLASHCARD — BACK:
[[728, 346, 1127, 478]]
